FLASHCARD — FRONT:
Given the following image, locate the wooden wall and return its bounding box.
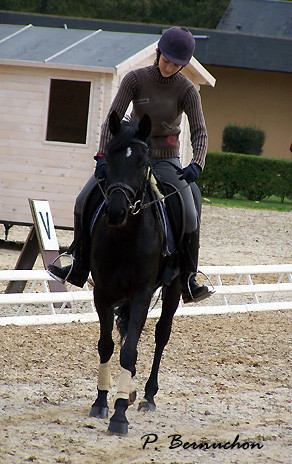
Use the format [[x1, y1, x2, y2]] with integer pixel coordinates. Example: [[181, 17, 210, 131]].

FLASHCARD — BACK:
[[0, 65, 114, 228]]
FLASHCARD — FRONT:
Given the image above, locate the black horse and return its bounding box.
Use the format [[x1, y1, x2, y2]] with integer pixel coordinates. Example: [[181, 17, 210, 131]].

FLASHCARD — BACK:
[[89, 111, 182, 435]]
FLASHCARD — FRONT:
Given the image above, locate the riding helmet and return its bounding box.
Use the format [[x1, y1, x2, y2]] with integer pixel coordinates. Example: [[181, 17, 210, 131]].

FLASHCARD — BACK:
[[158, 27, 195, 66]]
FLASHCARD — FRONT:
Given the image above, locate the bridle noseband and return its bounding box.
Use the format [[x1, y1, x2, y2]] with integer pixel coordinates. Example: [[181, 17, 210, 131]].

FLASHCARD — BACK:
[[106, 181, 142, 215]]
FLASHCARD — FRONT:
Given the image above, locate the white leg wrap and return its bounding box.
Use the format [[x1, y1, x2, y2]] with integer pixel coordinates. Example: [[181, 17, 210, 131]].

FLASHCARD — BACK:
[[114, 367, 132, 404], [98, 360, 113, 391]]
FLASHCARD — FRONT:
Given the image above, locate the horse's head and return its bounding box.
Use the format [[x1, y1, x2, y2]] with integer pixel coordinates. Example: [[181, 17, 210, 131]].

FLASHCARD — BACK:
[[105, 111, 152, 227]]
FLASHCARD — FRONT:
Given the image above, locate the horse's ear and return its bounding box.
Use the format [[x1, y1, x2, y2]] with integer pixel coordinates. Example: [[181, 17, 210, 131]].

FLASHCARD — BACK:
[[139, 114, 151, 141], [109, 111, 121, 136]]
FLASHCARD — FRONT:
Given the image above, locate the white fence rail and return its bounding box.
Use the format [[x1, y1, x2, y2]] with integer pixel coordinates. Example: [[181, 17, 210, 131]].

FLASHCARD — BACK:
[[0, 265, 292, 325]]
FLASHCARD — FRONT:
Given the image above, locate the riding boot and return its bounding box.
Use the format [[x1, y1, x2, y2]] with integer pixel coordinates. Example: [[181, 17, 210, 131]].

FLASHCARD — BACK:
[[179, 231, 212, 304], [47, 213, 90, 287]]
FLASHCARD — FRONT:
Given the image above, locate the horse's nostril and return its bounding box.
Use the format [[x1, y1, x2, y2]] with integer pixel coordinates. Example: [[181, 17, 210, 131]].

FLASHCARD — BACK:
[[106, 205, 128, 227], [121, 208, 127, 221]]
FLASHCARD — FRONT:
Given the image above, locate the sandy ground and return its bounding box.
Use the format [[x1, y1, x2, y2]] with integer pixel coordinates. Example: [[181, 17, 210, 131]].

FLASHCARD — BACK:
[[0, 205, 292, 464]]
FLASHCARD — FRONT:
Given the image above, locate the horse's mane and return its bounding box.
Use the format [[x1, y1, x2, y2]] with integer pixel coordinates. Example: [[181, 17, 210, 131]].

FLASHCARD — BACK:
[[107, 117, 140, 154]]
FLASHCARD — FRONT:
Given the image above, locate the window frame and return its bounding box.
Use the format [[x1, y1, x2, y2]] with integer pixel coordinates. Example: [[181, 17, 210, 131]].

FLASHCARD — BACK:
[[43, 76, 92, 147]]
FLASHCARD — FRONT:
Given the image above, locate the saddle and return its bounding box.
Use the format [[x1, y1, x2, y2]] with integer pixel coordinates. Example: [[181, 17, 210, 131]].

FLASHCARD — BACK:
[[82, 177, 185, 257]]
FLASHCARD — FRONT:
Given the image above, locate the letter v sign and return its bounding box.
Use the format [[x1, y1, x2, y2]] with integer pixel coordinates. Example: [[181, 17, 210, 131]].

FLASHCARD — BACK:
[[30, 200, 59, 251]]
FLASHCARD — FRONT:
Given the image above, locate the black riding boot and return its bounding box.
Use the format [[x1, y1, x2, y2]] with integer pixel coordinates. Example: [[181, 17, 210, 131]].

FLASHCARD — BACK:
[[180, 231, 212, 304], [47, 213, 90, 287]]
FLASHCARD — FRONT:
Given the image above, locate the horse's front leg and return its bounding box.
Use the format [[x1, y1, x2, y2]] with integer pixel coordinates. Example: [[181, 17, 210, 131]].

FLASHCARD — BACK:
[[90, 287, 115, 419], [108, 289, 152, 435], [139, 276, 181, 412]]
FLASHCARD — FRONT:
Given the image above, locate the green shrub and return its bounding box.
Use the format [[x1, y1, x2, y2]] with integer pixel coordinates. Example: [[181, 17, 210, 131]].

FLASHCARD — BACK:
[[222, 124, 266, 156]]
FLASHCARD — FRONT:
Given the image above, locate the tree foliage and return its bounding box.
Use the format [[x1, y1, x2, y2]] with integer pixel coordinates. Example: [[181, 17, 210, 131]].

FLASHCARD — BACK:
[[0, 0, 230, 29]]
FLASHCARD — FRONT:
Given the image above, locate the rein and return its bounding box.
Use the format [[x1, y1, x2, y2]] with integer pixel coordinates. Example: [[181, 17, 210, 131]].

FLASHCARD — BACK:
[[138, 181, 190, 211], [96, 138, 189, 215], [96, 168, 190, 215]]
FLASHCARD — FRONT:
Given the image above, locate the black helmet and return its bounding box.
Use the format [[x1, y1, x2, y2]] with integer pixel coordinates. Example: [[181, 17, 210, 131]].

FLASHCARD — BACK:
[[158, 27, 195, 66]]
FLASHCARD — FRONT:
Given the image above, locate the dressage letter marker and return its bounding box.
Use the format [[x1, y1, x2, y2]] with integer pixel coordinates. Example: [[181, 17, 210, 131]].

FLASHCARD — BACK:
[[5, 199, 67, 303], [31, 200, 59, 251]]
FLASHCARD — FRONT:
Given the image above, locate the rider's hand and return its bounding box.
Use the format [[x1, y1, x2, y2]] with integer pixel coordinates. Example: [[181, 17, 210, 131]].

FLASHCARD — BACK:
[[94, 154, 107, 179], [177, 163, 202, 183]]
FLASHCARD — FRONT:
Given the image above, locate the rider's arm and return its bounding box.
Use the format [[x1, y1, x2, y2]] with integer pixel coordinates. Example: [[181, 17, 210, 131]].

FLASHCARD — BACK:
[[182, 85, 208, 170], [97, 71, 139, 155]]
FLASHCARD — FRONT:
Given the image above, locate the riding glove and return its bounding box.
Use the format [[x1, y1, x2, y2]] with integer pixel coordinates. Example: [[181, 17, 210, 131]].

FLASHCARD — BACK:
[[177, 162, 202, 183], [94, 154, 107, 179]]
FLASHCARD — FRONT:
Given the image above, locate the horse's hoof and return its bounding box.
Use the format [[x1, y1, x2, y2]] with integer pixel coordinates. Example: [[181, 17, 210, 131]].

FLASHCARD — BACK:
[[89, 405, 109, 419], [107, 420, 128, 435], [138, 399, 156, 412], [129, 390, 137, 405]]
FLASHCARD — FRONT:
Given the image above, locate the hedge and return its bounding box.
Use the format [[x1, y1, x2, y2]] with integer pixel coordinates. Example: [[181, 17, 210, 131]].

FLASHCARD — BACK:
[[197, 152, 292, 202]]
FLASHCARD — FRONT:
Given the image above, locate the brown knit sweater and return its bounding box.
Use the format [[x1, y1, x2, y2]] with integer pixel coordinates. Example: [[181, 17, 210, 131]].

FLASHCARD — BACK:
[[98, 65, 208, 169]]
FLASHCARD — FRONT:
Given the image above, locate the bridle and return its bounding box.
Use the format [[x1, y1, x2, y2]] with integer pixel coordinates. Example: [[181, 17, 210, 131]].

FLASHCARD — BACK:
[[102, 139, 152, 216]]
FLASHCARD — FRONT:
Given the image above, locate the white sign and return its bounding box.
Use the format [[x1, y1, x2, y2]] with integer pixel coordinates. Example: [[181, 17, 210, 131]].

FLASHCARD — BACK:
[[31, 200, 59, 251]]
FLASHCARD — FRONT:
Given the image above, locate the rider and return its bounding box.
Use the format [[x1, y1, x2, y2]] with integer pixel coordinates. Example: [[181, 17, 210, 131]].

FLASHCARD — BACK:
[[48, 26, 211, 304]]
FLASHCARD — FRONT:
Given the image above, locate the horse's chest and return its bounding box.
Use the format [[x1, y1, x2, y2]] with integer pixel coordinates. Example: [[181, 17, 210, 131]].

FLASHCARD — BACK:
[[101, 235, 151, 265], [95, 232, 159, 285]]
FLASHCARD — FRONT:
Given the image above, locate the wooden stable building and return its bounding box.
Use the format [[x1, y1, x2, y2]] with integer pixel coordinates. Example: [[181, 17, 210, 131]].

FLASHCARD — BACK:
[[0, 24, 215, 229]]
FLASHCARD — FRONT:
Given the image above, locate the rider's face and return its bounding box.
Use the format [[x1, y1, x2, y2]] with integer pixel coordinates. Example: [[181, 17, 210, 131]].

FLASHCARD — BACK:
[[158, 54, 182, 78]]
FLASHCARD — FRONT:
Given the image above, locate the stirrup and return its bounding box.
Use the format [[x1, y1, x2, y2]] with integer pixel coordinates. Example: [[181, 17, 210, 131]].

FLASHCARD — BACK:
[[47, 252, 74, 284], [185, 271, 215, 302], [197, 270, 216, 294]]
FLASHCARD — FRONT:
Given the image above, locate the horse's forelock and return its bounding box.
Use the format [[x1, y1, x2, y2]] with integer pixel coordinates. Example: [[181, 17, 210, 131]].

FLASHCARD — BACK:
[[107, 118, 139, 154]]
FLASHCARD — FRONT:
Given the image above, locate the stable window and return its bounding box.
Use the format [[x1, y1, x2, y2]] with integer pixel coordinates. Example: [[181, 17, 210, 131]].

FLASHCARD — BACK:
[[46, 79, 91, 144]]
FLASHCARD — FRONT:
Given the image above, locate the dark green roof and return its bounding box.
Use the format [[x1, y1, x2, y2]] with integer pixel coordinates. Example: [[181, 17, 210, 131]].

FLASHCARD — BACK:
[[217, 0, 292, 39], [191, 28, 292, 74]]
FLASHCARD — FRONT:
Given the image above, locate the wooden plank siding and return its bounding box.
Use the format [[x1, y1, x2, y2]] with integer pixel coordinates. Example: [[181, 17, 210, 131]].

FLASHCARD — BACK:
[[0, 65, 114, 228]]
